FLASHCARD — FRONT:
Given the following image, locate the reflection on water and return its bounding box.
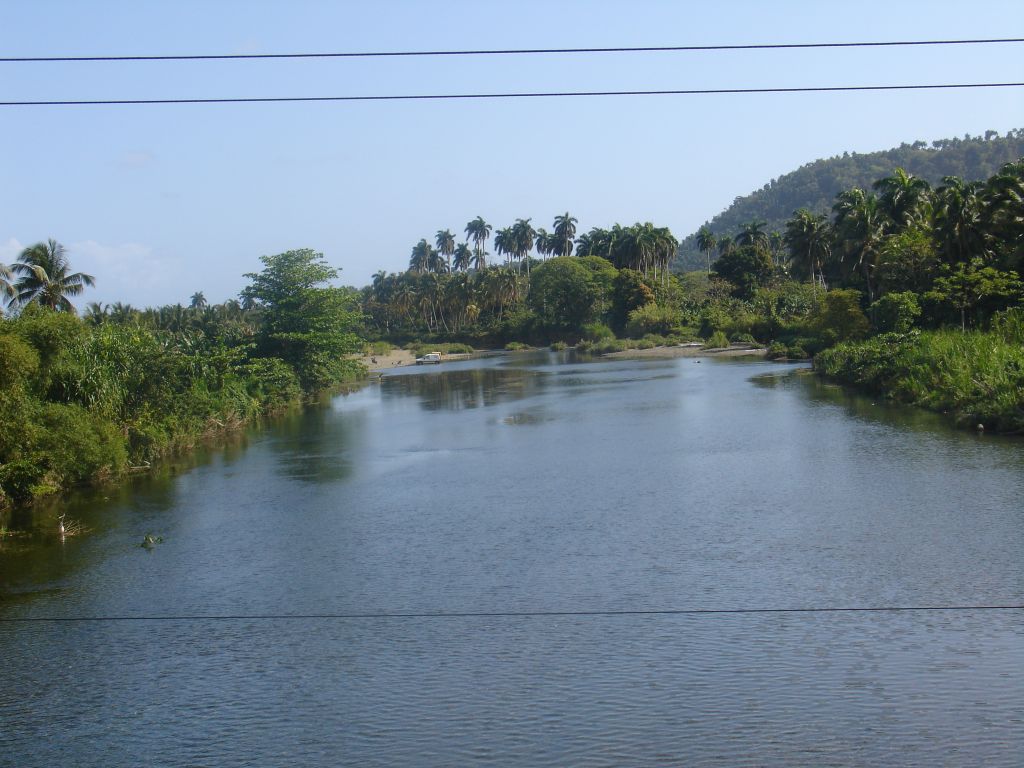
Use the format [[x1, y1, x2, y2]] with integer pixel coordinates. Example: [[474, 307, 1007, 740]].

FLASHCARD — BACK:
[[1, 354, 1022, 767]]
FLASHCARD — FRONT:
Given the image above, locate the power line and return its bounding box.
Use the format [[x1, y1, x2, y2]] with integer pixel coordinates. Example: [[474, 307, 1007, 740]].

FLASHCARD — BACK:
[[1, 81, 1022, 108], [2, 37, 1023, 63], [3, 604, 1021, 623]]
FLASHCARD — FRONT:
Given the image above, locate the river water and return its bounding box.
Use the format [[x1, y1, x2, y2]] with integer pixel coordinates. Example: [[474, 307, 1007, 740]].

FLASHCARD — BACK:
[[1, 352, 1022, 766]]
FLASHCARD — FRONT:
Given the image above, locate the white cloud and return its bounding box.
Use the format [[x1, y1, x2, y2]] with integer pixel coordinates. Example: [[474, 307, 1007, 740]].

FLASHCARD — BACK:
[[70, 239, 181, 307], [0, 237, 25, 265]]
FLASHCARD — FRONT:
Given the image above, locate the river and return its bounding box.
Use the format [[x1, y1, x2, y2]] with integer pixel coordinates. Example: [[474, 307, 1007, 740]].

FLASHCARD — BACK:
[[1, 352, 1022, 766]]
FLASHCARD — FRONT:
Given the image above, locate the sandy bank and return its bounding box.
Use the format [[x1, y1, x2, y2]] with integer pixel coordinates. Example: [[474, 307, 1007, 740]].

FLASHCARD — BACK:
[[602, 344, 768, 360]]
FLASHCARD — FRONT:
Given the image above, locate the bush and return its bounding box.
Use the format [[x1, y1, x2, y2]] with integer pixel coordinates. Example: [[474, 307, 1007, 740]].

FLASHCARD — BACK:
[[625, 302, 681, 338], [704, 331, 730, 349], [767, 342, 789, 359], [581, 322, 615, 342], [505, 341, 530, 351], [730, 332, 756, 344], [992, 307, 1024, 345], [871, 291, 921, 333], [550, 341, 568, 351]]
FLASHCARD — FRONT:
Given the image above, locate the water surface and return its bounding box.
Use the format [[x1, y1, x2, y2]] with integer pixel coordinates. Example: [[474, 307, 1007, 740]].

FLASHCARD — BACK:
[[2, 352, 1022, 766]]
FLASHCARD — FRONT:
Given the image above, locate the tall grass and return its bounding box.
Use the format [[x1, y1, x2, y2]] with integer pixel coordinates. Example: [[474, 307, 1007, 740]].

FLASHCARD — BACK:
[[815, 330, 1024, 432]]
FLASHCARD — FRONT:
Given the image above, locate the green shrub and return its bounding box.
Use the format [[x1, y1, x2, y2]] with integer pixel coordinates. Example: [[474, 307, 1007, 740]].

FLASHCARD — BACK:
[[581, 322, 615, 342], [871, 291, 921, 333], [992, 307, 1024, 345], [704, 331, 730, 349], [505, 341, 530, 351], [767, 342, 789, 359], [730, 332, 756, 344], [550, 341, 568, 351], [625, 303, 681, 338]]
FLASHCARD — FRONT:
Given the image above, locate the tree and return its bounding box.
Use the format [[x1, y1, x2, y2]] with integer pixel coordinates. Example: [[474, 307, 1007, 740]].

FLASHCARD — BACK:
[[12, 239, 95, 313], [925, 258, 1022, 330], [735, 220, 771, 254], [189, 291, 208, 310], [435, 229, 456, 273], [553, 212, 578, 257], [873, 167, 931, 227], [713, 245, 773, 299], [453, 242, 472, 272], [696, 226, 717, 274], [784, 210, 832, 292], [832, 188, 888, 302], [528, 257, 607, 337], [512, 218, 536, 276], [493, 227, 514, 268], [0, 262, 16, 308], [465, 216, 492, 269], [240, 249, 363, 390]]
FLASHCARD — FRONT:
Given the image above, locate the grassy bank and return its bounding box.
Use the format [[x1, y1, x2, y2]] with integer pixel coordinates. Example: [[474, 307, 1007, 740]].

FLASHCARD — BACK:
[[814, 328, 1024, 433]]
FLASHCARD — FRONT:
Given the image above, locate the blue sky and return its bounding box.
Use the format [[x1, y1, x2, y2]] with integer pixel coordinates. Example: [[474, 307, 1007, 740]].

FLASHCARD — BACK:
[[1, 0, 1022, 307]]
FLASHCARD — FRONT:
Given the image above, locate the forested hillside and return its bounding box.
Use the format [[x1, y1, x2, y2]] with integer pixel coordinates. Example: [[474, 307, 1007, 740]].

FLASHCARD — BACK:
[[676, 129, 1024, 270]]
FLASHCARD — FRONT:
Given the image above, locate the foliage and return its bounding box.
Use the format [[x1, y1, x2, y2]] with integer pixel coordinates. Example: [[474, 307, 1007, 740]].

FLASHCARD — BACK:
[[241, 249, 364, 390], [677, 130, 1024, 269], [870, 291, 921, 333], [816, 330, 1024, 432], [704, 331, 730, 349], [924, 258, 1022, 330], [712, 245, 774, 299], [810, 289, 870, 345], [625, 302, 681, 338]]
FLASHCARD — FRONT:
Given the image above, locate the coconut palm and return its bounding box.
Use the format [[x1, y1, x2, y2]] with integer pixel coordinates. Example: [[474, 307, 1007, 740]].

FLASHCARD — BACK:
[[873, 167, 932, 228], [785, 209, 833, 292], [190, 291, 208, 310], [934, 176, 989, 265], [13, 239, 95, 312], [435, 229, 456, 273], [832, 189, 888, 302], [553, 212, 578, 257], [0, 262, 16, 307]]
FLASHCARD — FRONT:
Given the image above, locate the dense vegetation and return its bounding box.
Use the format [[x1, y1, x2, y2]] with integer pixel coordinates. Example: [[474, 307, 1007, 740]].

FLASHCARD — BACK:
[[2, 135, 1021, 510], [362, 157, 1023, 430], [676, 129, 1024, 270], [0, 248, 363, 508]]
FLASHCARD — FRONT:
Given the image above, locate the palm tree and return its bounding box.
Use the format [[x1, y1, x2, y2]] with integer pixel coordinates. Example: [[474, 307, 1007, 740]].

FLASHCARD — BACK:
[[12, 239, 95, 312], [409, 239, 431, 274], [735, 220, 771, 254], [453, 242, 472, 272], [784, 209, 833, 292], [873, 167, 931, 228], [717, 235, 735, 257], [935, 176, 988, 264], [0, 262, 16, 307], [190, 291, 208, 310], [465, 216, 492, 268], [493, 227, 514, 268], [696, 226, 717, 274], [435, 229, 456, 273], [553, 212, 578, 257], [833, 189, 888, 302], [83, 301, 109, 325], [512, 218, 536, 276]]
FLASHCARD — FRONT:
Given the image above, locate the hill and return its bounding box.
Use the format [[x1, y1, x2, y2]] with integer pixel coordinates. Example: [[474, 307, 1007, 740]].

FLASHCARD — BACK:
[[675, 129, 1024, 271]]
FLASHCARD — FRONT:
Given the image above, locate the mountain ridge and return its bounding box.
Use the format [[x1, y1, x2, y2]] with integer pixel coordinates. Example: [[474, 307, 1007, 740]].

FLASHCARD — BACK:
[[674, 129, 1024, 271]]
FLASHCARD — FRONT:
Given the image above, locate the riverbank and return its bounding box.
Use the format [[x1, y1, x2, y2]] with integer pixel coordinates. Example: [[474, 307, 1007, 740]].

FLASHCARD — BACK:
[[814, 329, 1024, 433]]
